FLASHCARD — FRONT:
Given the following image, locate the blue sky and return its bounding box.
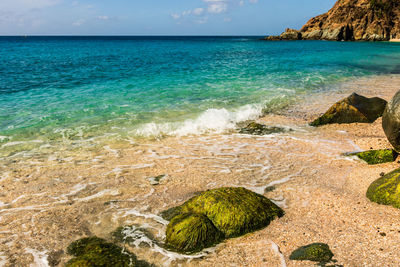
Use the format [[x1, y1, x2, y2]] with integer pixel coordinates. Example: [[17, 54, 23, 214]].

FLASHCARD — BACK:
[[0, 0, 336, 35]]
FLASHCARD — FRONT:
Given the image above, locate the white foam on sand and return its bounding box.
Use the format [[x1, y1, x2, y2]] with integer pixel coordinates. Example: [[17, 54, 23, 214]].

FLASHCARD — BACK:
[[134, 104, 263, 138], [75, 189, 120, 202], [119, 225, 217, 266], [25, 248, 49, 267]]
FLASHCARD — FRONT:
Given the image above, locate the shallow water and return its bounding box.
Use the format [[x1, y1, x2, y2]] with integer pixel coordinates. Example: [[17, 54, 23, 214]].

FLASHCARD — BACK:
[[2, 37, 400, 266], [1, 37, 400, 157]]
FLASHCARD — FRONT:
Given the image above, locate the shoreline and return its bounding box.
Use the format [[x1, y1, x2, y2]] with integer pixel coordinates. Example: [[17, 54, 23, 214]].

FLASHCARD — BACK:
[[1, 74, 400, 266]]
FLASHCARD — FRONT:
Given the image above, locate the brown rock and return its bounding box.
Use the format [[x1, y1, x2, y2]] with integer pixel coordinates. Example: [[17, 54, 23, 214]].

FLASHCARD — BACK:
[[267, 0, 400, 41], [310, 93, 387, 126]]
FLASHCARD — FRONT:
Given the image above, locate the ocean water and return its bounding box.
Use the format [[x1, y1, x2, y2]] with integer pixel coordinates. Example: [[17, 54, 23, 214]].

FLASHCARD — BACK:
[[1, 36, 400, 156]]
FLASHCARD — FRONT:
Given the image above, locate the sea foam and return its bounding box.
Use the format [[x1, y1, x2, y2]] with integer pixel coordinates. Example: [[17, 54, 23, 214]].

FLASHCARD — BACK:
[[134, 104, 262, 138]]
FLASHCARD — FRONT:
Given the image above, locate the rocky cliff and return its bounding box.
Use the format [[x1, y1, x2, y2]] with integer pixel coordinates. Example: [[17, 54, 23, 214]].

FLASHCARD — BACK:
[[266, 0, 400, 41]]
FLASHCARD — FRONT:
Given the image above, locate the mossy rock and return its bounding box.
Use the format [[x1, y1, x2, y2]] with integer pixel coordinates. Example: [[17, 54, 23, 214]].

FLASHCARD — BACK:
[[179, 187, 284, 238], [159, 206, 183, 221], [165, 213, 224, 253], [310, 93, 387, 127], [239, 122, 286, 135], [66, 237, 141, 267], [346, 149, 398, 165], [367, 168, 400, 209], [289, 243, 334, 262]]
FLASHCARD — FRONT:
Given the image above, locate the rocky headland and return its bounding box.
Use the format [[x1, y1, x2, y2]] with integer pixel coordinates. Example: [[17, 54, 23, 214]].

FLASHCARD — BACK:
[[266, 0, 400, 41]]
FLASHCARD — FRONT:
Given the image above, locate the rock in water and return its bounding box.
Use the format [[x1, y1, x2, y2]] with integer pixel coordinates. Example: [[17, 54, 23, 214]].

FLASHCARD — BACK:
[[289, 243, 334, 263], [367, 168, 400, 209], [345, 149, 398, 165], [165, 213, 223, 253], [239, 122, 286, 135], [310, 93, 387, 126], [178, 187, 283, 238], [66, 237, 139, 267], [383, 90, 400, 152], [265, 28, 302, 40], [163, 187, 284, 253]]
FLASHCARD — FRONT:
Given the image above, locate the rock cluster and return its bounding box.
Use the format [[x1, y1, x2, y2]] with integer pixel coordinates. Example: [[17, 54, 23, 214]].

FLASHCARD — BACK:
[[266, 0, 400, 41], [163, 187, 284, 253]]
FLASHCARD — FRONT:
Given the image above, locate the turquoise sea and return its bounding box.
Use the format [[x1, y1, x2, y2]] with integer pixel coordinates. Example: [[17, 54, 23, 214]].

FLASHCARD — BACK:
[[1, 36, 400, 156]]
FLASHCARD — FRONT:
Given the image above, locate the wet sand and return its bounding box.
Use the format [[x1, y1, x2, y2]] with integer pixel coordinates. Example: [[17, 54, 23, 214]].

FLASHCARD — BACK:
[[1, 75, 400, 266]]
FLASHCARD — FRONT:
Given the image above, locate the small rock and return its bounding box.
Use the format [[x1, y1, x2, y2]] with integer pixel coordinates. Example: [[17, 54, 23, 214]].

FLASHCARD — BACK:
[[344, 149, 398, 165], [289, 243, 334, 263], [239, 122, 287, 135]]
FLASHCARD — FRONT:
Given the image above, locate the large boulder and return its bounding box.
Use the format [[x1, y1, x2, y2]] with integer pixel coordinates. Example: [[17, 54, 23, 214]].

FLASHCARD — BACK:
[[310, 93, 387, 126], [367, 168, 400, 209], [165, 213, 223, 253], [382, 90, 400, 152], [163, 187, 284, 253]]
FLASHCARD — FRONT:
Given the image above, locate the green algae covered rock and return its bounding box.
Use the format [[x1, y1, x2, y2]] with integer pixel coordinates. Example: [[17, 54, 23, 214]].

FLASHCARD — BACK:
[[160, 206, 184, 221], [346, 149, 398, 165], [289, 243, 334, 263], [310, 93, 387, 127], [66, 237, 138, 267], [239, 122, 286, 135], [179, 187, 284, 238], [162, 187, 284, 254], [367, 168, 400, 209], [166, 213, 223, 253]]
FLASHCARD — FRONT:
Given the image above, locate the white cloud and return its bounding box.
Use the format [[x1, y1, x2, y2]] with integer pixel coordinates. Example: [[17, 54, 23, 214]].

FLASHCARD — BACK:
[[98, 15, 109, 20], [72, 18, 85, 26], [193, 8, 204, 16], [203, 0, 228, 14], [249, 0, 258, 3], [171, 13, 181, 20]]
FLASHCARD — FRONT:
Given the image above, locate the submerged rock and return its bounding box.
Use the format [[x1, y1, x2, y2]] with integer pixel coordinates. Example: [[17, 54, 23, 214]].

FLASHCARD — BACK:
[[383, 90, 400, 152], [166, 213, 223, 253], [346, 149, 398, 165], [289, 243, 334, 263], [66, 236, 151, 267], [367, 168, 400, 209], [239, 122, 287, 135], [162, 187, 284, 253], [310, 93, 387, 126]]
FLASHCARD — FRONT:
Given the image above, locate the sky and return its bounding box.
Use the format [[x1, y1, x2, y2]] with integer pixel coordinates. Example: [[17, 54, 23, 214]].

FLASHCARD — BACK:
[[0, 0, 337, 35]]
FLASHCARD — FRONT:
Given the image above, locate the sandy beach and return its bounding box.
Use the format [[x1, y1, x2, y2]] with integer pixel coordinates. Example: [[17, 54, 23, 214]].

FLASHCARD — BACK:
[[1, 74, 400, 266]]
